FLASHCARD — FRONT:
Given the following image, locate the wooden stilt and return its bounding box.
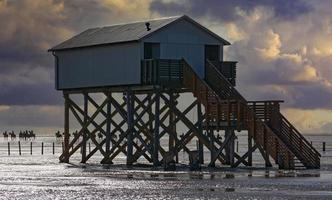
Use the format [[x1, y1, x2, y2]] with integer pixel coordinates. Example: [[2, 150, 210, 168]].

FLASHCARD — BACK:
[[126, 91, 134, 165], [168, 91, 176, 162], [197, 103, 204, 164], [209, 129, 215, 167], [153, 91, 160, 167], [60, 93, 70, 163], [248, 135, 252, 166], [224, 129, 235, 166], [102, 92, 112, 164], [81, 93, 88, 163]]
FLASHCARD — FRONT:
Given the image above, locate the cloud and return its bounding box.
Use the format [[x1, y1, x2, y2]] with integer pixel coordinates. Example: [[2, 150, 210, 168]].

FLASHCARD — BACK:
[[218, 4, 332, 110], [0, 0, 331, 133], [0, 105, 63, 130], [0, 0, 153, 106], [283, 108, 332, 134], [150, 0, 312, 22], [0, 0, 155, 131], [150, 0, 332, 112]]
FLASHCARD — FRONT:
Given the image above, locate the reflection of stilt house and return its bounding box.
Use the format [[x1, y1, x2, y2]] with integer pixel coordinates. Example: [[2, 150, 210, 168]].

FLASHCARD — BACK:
[[49, 15, 320, 169]]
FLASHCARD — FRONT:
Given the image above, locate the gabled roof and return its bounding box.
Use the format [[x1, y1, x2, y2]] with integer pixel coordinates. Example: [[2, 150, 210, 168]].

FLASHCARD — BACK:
[[49, 15, 230, 51]]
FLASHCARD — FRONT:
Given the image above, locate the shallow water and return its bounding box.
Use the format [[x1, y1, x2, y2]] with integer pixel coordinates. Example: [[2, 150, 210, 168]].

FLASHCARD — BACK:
[[0, 135, 331, 199]]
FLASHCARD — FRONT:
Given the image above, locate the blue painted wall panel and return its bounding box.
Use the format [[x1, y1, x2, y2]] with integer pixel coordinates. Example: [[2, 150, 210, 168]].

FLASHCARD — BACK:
[[56, 42, 141, 89], [143, 19, 224, 78]]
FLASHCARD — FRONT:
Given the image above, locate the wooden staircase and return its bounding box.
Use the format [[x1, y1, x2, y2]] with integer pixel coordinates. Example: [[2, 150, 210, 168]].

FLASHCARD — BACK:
[[181, 59, 320, 169]]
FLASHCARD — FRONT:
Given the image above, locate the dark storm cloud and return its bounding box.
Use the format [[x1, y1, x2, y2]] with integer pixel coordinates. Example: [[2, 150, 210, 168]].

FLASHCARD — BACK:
[[0, 0, 119, 105], [0, 82, 62, 105], [150, 0, 312, 22], [290, 85, 332, 109]]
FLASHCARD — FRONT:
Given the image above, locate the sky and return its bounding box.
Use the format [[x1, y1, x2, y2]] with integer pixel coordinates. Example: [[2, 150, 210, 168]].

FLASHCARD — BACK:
[[0, 0, 332, 134]]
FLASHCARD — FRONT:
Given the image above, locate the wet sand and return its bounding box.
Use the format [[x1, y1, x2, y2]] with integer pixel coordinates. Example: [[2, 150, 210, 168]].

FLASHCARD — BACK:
[[0, 155, 331, 200]]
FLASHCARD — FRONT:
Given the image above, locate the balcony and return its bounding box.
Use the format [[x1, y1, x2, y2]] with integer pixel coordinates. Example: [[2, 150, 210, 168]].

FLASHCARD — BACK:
[[141, 59, 183, 87], [208, 61, 237, 86]]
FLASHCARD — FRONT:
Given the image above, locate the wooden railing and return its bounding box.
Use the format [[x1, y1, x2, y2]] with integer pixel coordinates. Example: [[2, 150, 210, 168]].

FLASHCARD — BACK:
[[248, 100, 320, 168], [248, 101, 283, 122], [205, 61, 284, 160], [209, 61, 237, 86], [278, 114, 320, 168], [205, 60, 245, 102], [141, 59, 183, 86], [203, 60, 320, 169], [141, 58, 320, 169]]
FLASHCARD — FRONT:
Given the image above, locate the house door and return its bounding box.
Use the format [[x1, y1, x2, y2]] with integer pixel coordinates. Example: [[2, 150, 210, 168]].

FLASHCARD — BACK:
[[205, 45, 220, 62], [144, 43, 160, 59]]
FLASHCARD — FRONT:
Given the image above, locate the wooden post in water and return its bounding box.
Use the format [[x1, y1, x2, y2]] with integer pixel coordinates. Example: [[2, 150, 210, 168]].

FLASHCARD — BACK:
[[7, 142, 10, 155], [30, 142, 32, 155], [52, 142, 55, 154], [323, 142, 326, 152], [18, 141, 21, 155], [41, 142, 44, 155]]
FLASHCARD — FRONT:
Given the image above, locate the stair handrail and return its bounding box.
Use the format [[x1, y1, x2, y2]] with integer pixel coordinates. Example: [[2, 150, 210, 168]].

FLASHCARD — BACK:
[[204, 60, 319, 167], [280, 114, 321, 157], [205, 60, 246, 103]]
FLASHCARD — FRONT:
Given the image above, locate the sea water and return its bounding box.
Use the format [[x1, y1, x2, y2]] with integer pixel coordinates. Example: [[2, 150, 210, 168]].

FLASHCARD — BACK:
[[0, 135, 331, 199]]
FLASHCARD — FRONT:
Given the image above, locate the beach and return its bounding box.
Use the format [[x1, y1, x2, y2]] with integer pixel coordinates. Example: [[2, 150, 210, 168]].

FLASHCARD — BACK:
[[0, 135, 331, 199]]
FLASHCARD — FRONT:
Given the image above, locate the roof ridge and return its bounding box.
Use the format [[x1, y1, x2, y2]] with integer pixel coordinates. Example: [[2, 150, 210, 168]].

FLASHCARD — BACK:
[[96, 15, 183, 29]]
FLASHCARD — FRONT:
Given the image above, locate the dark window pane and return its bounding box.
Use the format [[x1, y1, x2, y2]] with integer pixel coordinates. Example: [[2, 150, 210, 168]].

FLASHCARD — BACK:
[[144, 43, 160, 59], [205, 45, 220, 61]]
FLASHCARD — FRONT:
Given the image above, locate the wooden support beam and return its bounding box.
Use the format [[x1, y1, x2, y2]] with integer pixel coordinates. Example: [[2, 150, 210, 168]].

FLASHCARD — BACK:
[[153, 91, 160, 167], [197, 103, 204, 164], [210, 130, 235, 165], [81, 93, 88, 163], [248, 135, 253, 166], [168, 91, 176, 162], [105, 92, 112, 160], [60, 93, 70, 163], [209, 129, 215, 167], [126, 91, 134, 165], [233, 144, 258, 167], [257, 144, 272, 167]]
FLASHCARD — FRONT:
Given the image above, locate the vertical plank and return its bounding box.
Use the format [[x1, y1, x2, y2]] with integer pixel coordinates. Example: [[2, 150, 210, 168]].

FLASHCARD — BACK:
[[61, 93, 70, 163], [126, 90, 134, 165], [81, 93, 88, 163], [197, 102, 204, 164], [168, 91, 176, 161], [248, 135, 252, 166], [105, 92, 112, 156], [209, 129, 215, 167], [153, 91, 160, 167]]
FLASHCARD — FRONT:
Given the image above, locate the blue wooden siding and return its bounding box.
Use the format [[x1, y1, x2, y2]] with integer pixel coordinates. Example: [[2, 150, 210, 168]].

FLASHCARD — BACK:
[[142, 19, 224, 78], [55, 42, 141, 89]]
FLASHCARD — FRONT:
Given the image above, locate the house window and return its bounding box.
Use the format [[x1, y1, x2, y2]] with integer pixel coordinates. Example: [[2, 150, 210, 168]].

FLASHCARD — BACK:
[[144, 43, 160, 59]]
